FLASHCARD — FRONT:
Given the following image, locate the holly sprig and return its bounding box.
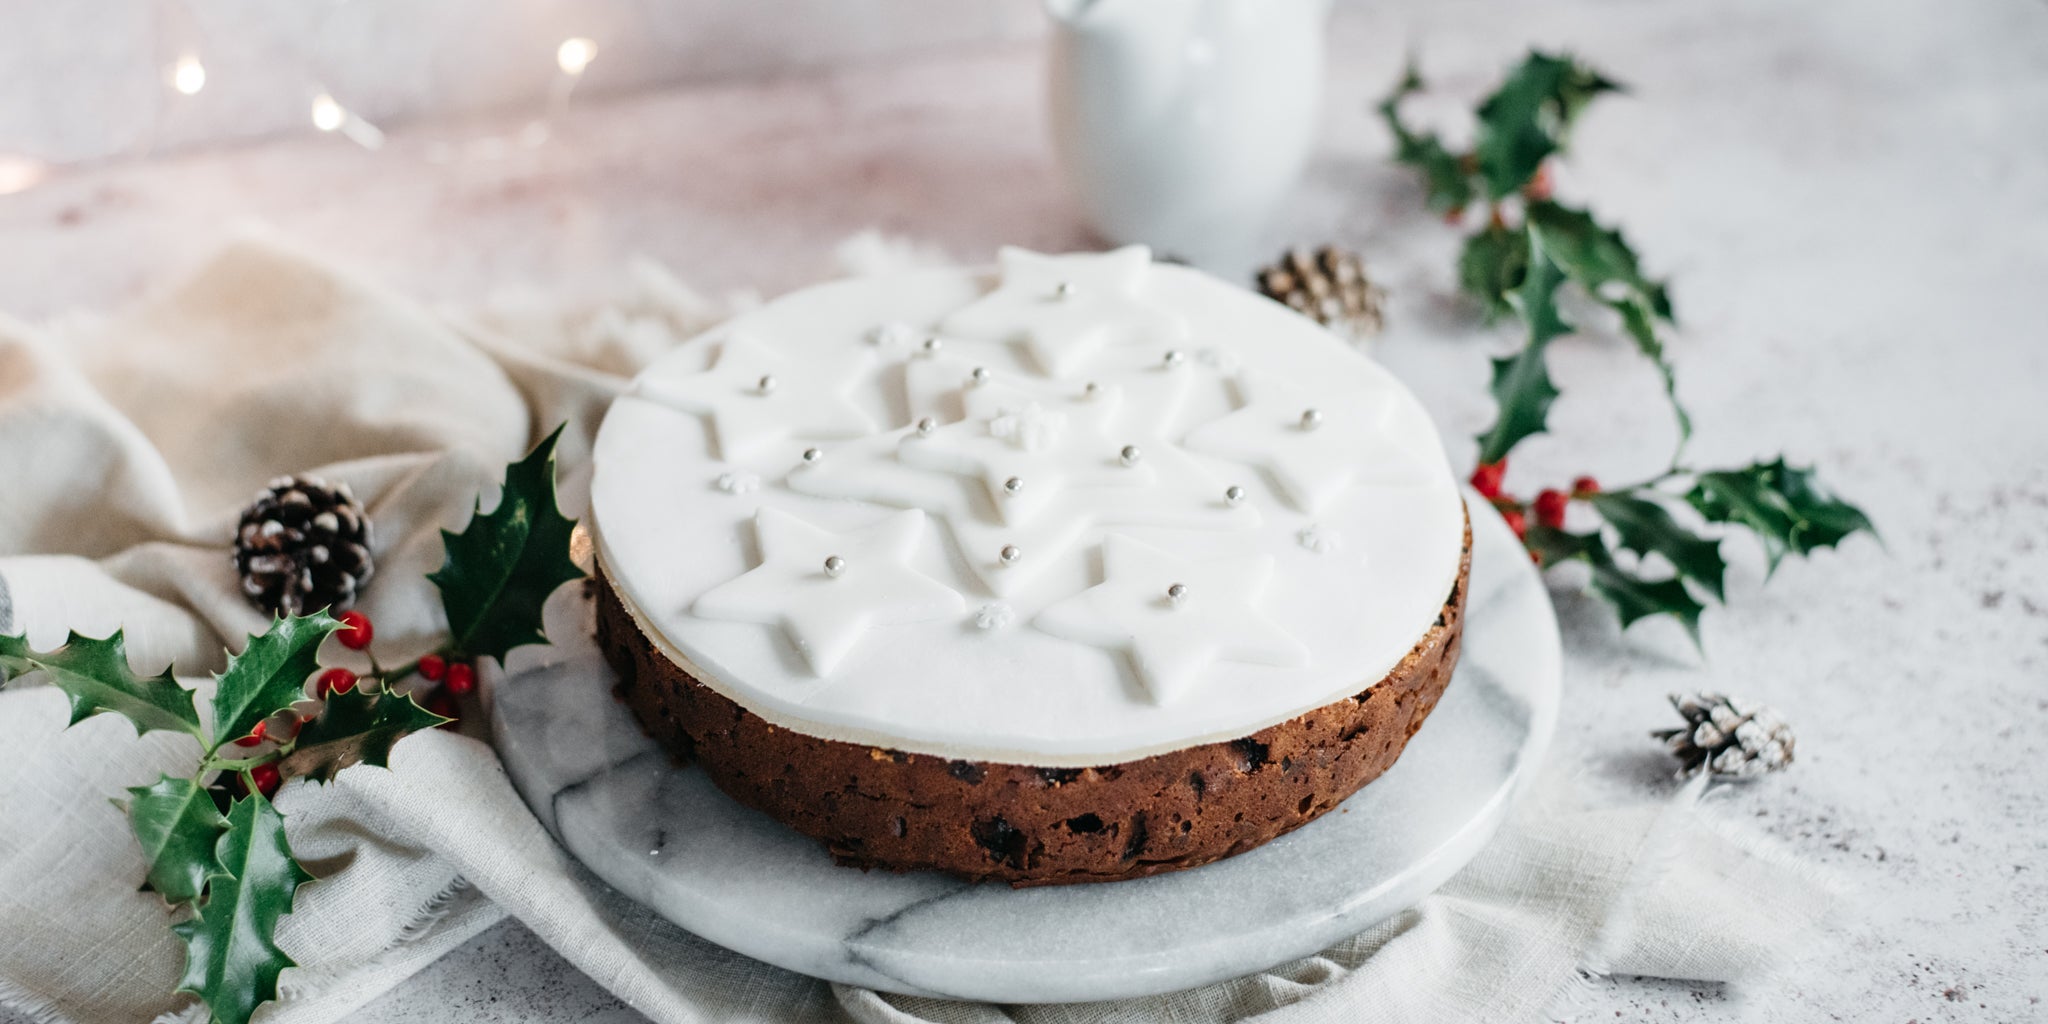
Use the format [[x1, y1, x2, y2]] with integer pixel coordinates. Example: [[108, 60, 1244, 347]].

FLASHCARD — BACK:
[[0, 426, 582, 1024], [1381, 53, 1875, 642]]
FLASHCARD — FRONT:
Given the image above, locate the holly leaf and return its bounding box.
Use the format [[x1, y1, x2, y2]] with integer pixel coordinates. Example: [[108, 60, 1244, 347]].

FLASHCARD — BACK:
[[277, 687, 449, 785], [1587, 492, 1727, 601], [1687, 459, 1877, 573], [213, 614, 340, 751], [1587, 555, 1707, 644], [3, 630, 201, 739], [173, 793, 310, 1024], [429, 425, 584, 666], [1459, 222, 1529, 322], [1526, 200, 1673, 322], [1377, 60, 1477, 214], [1526, 200, 1690, 449], [0, 633, 32, 682], [1474, 233, 1571, 465], [1607, 294, 1692, 445], [1527, 523, 1706, 644], [1473, 53, 1622, 199], [126, 775, 228, 905]]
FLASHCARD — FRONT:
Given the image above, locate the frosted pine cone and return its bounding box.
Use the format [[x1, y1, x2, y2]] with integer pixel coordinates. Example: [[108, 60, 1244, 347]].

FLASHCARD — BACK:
[[1255, 246, 1386, 338], [233, 476, 375, 617], [1653, 692, 1795, 780]]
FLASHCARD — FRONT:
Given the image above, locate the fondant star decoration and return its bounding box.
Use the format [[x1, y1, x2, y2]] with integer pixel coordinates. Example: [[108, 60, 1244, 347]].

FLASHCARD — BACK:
[[693, 508, 964, 675], [901, 375, 1152, 526], [634, 334, 876, 462], [1183, 371, 1428, 515], [1036, 535, 1307, 704], [941, 247, 1189, 377], [790, 354, 1258, 597]]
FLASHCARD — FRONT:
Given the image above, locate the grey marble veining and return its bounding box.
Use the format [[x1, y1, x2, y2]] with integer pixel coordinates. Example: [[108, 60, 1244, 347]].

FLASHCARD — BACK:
[[489, 499, 1560, 1003]]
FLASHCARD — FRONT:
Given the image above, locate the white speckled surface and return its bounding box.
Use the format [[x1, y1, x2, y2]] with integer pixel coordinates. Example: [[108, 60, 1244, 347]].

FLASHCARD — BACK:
[[2, 0, 2045, 1019]]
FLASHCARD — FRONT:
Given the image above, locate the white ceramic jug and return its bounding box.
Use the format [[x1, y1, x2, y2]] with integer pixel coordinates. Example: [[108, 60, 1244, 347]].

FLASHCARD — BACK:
[[1045, 0, 1330, 265]]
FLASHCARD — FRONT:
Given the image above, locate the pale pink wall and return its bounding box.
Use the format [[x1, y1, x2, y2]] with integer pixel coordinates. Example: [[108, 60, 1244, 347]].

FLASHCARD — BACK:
[[0, 0, 1043, 165]]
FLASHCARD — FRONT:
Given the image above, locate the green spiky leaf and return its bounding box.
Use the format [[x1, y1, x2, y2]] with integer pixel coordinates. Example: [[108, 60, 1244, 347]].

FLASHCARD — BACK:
[[1378, 61, 1477, 214], [1687, 459, 1877, 573], [1526, 200, 1673, 322], [1473, 53, 1622, 199], [1527, 522, 1706, 643], [277, 687, 449, 785], [1474, 234, 1571, 465], [172, 793, 311, 1024], [1587, 492, 1728, 601], [1606, 294, 1692, 445], [126, 775, 229, 905], [1, 630, 201, 739], [428, 425, 584, 665], [213, 615, 340, 751], [0, 633, 33, 682], [1459, 222, 1530, 322]]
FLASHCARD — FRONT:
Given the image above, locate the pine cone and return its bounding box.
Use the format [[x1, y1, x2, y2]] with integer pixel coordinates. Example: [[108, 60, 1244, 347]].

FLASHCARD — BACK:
[[1653, 692, 1795, 780], [233, 476, 375, 617], [1255, 246, 1386, 338]]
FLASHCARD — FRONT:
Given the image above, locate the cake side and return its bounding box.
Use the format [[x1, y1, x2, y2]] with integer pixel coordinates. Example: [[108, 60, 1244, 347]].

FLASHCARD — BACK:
[[598, 516, 1470, 887]]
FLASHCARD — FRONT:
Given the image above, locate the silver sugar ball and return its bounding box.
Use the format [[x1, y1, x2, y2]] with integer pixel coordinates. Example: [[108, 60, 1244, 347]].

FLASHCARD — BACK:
[[756, 374, 777, 395], [1299, 407, 1323, 431], [802, 447, 823, 463], [1167, 583, 1189, 605], [1163, 349, 1186, 368], [999, 544, 1022, 565], [1054, 280, 1076, 299], [1083, 380, 1101, 398], [1119, 444, 1142, 466], [970, 366, 990, 386], [1003, 476, 1024, 495], [923, 336, 943, 354], [824, 555, 846, 578], [915, 416, 937, 436], [1225, 485, 1247, 506]]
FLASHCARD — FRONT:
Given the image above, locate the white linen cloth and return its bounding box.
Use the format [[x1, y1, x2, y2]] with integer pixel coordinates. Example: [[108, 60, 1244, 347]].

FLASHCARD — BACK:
[[0, 236, 1837, 1024]]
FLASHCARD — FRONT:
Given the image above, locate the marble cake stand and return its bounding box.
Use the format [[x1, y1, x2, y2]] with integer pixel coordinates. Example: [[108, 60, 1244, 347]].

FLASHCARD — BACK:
[[491, 498, 1560, 1003]]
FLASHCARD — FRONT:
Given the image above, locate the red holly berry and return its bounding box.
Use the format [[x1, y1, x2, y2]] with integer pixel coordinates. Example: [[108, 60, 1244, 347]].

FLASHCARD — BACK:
[[336, 610, 373, 650], [1534, 489, 1569, 529], [1572, 475, 1601, 496], [418, 654, 447, 682], [443, 661, 476, 697], [1525, 162, 1555, 202], [314, 667, 358, 699], [1469, 460, 1508, 499], [1502, 508, 1528, 539], [250, 763, 281, 799]]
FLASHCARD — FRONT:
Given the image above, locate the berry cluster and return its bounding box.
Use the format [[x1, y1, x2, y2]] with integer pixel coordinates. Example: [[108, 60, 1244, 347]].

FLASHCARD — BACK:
[[212, 609, 473, 802], [1467, 457, 1599, 561]]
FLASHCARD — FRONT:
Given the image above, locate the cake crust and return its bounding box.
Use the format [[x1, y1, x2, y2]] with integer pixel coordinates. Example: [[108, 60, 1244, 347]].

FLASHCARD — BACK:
[[595, 514, 1471, 887]]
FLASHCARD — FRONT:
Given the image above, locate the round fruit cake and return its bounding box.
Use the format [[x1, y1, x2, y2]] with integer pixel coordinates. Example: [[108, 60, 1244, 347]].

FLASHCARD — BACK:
[[589, 247, 1469, 886]]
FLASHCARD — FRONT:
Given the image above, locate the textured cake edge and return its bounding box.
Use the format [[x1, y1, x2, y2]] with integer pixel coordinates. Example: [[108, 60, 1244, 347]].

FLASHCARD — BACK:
[[596, 514, 1471, 886]]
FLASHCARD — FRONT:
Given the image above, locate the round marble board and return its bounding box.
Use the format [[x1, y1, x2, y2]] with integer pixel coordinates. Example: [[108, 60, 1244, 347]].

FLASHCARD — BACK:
[[490, 495, 1560, 1004]]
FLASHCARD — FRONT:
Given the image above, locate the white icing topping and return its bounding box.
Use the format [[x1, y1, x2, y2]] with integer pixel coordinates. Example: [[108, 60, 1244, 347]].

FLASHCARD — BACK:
[[715, 471, 760, 495], [1297, 523, 1340, 554], [634, 333, 876, 462], [940, 246, 1188, 377], [590, 251, 1465, 764], [692, 508, 964, 675], [1184, 369, 1430, 515], [974, 602, 1016, 630], [1035, 535, 1308, 704]]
